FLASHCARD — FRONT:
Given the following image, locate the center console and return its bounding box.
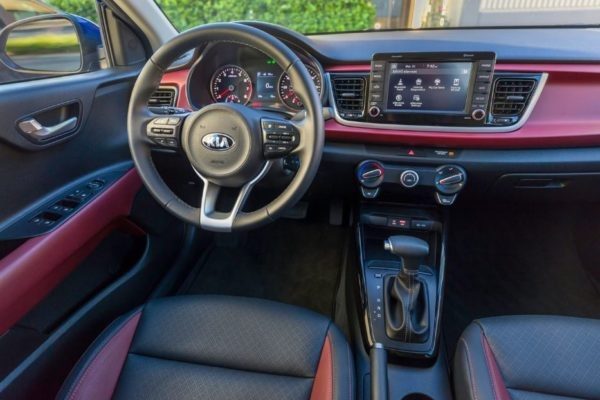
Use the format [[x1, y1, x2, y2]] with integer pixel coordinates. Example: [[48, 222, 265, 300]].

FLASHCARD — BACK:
[[366, 52, 496, 127], [358, 204, 444, 359]]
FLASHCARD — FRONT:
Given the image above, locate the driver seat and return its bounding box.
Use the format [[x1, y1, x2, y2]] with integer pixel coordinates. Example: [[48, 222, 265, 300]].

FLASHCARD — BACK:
[[57, 295, 354, 400]]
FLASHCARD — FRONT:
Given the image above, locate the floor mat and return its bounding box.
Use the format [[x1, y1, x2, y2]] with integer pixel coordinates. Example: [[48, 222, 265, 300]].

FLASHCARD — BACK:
[[180, 219, 348, 318], [443, 205, 600, 356]]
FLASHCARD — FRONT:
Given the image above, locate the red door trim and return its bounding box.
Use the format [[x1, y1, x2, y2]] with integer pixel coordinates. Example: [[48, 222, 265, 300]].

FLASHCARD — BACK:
[[0, 169, 142, 334]]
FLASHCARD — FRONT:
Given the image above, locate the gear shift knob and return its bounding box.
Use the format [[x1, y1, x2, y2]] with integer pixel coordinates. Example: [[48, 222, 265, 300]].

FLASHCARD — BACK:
[[384, 235, 429, 273]]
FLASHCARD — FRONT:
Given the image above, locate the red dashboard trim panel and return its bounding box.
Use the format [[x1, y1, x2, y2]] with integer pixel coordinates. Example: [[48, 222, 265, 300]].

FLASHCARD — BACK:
[[162, 69, 192, 110], [0, 169, 143, 334], [162, 63, 600, 149]]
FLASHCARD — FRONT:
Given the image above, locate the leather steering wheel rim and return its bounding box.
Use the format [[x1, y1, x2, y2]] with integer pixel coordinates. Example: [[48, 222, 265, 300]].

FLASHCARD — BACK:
[[127, 23, 324, 232]]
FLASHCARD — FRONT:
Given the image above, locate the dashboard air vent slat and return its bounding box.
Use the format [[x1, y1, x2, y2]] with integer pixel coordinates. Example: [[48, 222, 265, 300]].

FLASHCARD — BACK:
[[149, 87, 177, 107], [492, 78, 536, 116], [331, 76, 366, 119]]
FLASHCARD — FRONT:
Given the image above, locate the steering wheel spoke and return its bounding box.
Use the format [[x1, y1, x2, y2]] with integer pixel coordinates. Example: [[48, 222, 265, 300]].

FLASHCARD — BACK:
[[146, 114, 188, 150], [195, 161, 273, 232]]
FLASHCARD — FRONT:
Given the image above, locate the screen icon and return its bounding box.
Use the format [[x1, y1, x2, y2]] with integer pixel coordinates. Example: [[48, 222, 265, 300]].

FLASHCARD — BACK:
[[413, 94, 421, 102], [453, 78, 460, 86], [415, 78, 422, 86], [395, 94, 403, 101], [434, 78, 441, 86]]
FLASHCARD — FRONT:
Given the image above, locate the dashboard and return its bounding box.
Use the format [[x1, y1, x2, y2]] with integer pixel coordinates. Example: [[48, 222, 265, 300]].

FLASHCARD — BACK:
[[155, 23, 600, 205], [158, 23, 600, 150], [186, 42, 325, 112]]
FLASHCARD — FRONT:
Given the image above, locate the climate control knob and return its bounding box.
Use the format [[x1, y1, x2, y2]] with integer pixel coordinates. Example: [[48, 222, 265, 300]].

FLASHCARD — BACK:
[[400, 170, 420, 188], [356, 160, 385, 188], [368, 106, 381, 118], [434, 165, 467, 194]]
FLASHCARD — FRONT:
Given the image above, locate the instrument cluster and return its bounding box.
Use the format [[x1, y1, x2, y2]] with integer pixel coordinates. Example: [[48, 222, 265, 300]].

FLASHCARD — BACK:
[[187, 42, 324, 112]]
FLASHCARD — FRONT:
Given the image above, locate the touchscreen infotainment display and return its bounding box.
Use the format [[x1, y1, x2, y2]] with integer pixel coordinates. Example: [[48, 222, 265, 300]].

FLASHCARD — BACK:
[[385, 62, 473, 113]]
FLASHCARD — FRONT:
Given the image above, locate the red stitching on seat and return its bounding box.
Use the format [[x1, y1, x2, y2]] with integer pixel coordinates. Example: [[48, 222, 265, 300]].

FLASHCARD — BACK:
[[480, 332, 511, 400]]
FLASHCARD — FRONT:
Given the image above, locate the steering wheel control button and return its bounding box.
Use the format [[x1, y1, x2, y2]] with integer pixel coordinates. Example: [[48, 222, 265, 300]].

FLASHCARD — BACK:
[[435, 165, 467, 194], [147, 116, 184, 149], [261, 119, 299, 159], [435, 192, 458, 206], [400, 170, 419, 188]]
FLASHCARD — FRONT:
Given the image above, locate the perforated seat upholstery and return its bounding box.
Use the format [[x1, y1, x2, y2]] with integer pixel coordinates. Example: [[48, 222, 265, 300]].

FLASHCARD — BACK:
[[454, 315, 600, 400], [58, 295, 355, 400]]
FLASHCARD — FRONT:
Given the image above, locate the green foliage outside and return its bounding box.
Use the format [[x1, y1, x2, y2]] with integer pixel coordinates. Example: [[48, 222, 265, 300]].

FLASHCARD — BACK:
[[45, 0, 98, 23], [44, 0, 377, 34], [156, 0, 376, 33], [6, 34, 80, 55]]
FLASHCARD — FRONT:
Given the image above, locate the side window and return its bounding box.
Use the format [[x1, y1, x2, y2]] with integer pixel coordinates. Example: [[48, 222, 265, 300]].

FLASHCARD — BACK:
[[0, 0, 102, 85]]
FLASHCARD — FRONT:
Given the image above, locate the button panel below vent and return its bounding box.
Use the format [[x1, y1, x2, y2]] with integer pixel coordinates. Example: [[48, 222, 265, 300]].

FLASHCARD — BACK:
[[331, 76, 366, 119]]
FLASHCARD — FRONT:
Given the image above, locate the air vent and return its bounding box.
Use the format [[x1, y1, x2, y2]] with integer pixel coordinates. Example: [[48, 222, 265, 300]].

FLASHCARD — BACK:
[[491, 78, 536, 116], [331, 76, 366, 119], [149, 87, 177, 107]]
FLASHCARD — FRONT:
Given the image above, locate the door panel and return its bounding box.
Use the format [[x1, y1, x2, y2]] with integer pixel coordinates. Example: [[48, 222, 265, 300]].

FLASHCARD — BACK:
[[0, 169, 142, 334], [0, 67, 141, 331], [0, 69, 138, 223]]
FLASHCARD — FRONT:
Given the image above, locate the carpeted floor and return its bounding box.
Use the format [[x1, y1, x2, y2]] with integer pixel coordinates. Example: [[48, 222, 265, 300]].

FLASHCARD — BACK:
[[180, 219, 348, 318], [443, 204, 600, 356]]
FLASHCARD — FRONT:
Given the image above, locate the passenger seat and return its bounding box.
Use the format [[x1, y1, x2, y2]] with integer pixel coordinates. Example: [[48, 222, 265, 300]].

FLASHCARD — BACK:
[[453, 315, 600, 400]]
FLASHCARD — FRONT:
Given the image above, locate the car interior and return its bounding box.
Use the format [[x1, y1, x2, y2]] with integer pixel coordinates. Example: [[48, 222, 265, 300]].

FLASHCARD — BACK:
[[1, 0, 600, 399]]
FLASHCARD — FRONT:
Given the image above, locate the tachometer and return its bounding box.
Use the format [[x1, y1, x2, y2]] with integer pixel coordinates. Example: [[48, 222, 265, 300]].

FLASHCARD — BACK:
[[278, 64, 322, 110], [211, 65, 252, 105]]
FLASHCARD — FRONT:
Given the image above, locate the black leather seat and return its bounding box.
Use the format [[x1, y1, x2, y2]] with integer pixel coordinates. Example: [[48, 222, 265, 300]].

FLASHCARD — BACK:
[[453, 315, 600, 400], [58, 295, 354, 400]]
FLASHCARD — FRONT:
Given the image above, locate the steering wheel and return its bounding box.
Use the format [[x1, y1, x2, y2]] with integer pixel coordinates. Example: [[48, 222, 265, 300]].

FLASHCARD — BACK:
[[128, 23, 324, 232]]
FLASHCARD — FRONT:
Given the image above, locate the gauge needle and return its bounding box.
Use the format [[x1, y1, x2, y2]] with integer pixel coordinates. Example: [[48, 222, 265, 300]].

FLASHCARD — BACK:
[[218, 88, 231, 98]]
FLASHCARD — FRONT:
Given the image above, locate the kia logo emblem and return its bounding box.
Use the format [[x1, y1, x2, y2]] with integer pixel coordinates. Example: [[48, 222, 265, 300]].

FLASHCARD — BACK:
[[202, 133, 235, 151]]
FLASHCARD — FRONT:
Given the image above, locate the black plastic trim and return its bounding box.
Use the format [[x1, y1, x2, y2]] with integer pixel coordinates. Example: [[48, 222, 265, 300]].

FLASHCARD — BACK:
[[0, 162, 132, 240]]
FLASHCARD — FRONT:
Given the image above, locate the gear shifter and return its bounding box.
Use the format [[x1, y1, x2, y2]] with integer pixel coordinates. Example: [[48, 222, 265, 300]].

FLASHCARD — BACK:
[[383, 235, 431, 343]]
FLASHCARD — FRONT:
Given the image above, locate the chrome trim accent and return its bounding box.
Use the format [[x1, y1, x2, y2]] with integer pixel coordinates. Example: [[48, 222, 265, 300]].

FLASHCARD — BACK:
[[400, 170, 420, 188], [326, 72, 548, 133]]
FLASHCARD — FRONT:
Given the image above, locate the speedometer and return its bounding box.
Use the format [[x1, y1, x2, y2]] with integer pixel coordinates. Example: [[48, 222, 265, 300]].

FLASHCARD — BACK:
[[278, 64, 322, 110], [211, 65, 252, 105]]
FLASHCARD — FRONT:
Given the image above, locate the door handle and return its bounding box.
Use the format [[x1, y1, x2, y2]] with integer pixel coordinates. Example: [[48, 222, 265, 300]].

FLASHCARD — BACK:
[[18, 117, 78, 142]]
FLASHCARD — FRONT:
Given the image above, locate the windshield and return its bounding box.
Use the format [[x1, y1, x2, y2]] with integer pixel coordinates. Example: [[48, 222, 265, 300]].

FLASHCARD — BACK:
[[155, 0, 600, 34]]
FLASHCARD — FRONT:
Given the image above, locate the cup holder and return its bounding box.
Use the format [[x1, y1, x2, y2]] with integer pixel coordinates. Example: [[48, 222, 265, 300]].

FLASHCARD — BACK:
[[402, 394, 433, 400]]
